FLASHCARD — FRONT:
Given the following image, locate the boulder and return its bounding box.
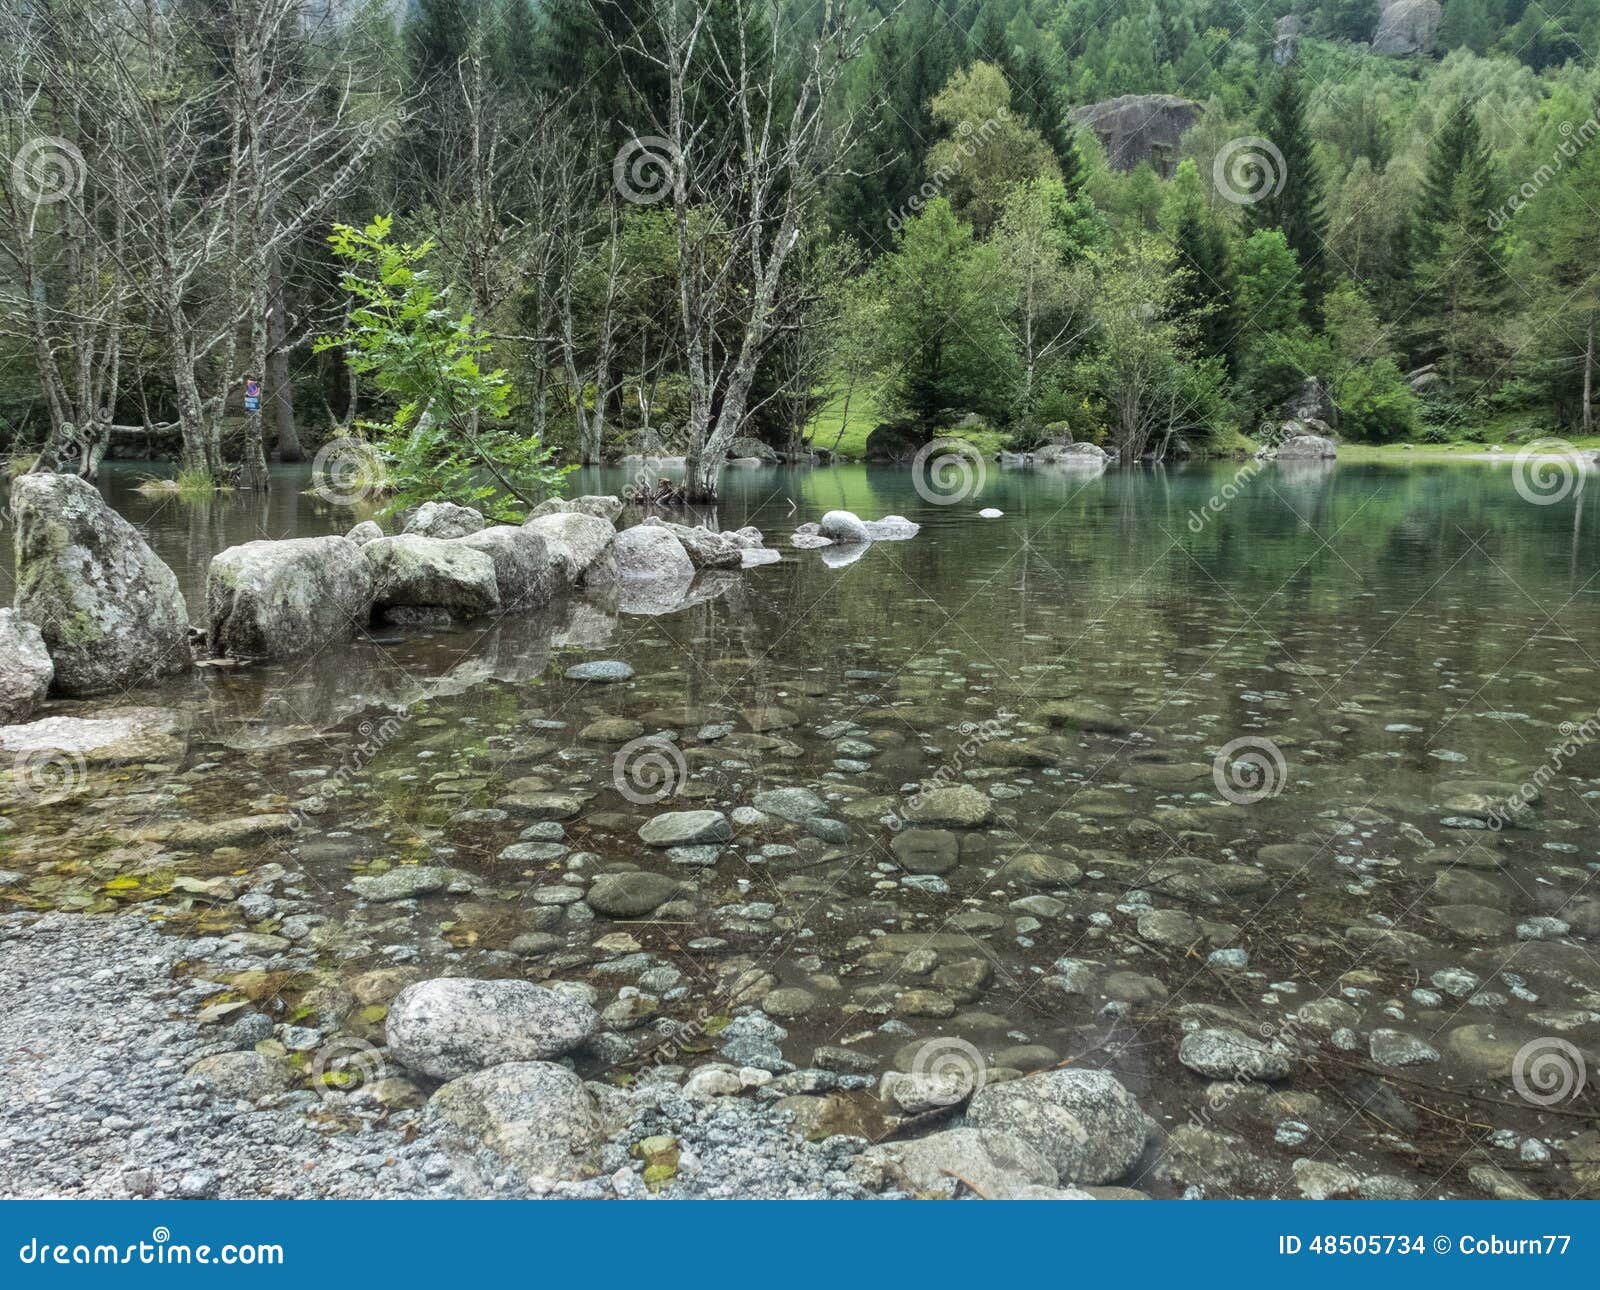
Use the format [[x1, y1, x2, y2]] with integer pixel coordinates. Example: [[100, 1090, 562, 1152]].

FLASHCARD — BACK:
[[1273, 433, 1338, 461], [187, 1051, 291, 1101], [0, 706, 184, 766], [1276, 376, 1337, 429], [862, 515, 920, 540], [1036, 442, 1111, 465], [526, 495, 624, 523], [426, 1061, 604, 1181], [637, 516, 751, 570], [586, 871, 682, 917], [819, 510, 872, 544], [522, 512, 617, 586], [728, 436, 779, 463], [1372, 0, 1440, 55], [1178, 1027, 1294, 1080], [345, 520, 384, 545], [1273, 14, 1300, 64], [863, 422, 925, 463], [639, 810, 731, 847], [207, 536, 375, 660], [387, 977, 599, 1079], [966, 1069, 1146, 1184], [855, 1127, 1059, 1198], [403, 501, 484, 539], [903, 784, 992, 828], [0, 610, 53, 723], [362, 535, 500, 618], [614, 524, 695, 583], [1068, 94, 1201, 174], [10, 472, 190, 695], [451, 525, 559, 611]]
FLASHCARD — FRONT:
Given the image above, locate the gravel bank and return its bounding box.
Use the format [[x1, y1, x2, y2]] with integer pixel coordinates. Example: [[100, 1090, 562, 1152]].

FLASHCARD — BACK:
[[0, 912, 878, 1200]]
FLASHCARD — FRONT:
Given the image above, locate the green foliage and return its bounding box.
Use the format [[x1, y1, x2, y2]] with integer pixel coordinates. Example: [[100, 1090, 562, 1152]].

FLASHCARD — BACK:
[[315, 215, 570, 519], [1249, 66, 1329, 312], [1335, 359, 1421, 442]]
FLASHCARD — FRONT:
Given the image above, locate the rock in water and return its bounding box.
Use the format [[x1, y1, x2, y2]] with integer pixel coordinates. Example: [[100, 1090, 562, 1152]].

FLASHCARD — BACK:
[[207, 536, 374, 660], [425, 1061, 604, 1180], [11, 472, 190, 695], [0, 610, 53, 723], [387, 978, 598, 1079], [522, 512, 617, 586], [345, 519, 384, 545], [525, 495, 624, 523], [403, 501, 485, 539], [1178, 1027, 1295, 1080], [451, 526, 560, 612], [614, 523, 695, 582], [967, 1069, 1146, 1184], [362, 535, 500, 619], [854, 1128, 1059, 1198], [639, 810, 731, 846], [1273, 434, 1338, 461], [819, 510, 872, 544]]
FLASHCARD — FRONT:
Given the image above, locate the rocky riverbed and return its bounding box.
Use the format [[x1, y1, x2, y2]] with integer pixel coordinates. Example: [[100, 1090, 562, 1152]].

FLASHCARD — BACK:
[[1, 462, 1599, 1199]]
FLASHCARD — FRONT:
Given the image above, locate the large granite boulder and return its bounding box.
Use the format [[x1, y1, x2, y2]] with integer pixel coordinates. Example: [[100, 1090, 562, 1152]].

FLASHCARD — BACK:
[[636, 516, 754, 570], [207, 536, 375, 660], [525, 495, 624, 523], [362, 535, 500, 618], [0, 609, 53, 723], [1274, 433, 1338, 461], [403, 501, 484, 540], [425, 1061, 604, 1181], [614, 523, 695, 583], [1275, 376, 1337, 430], [1273, 14, 1300, 64], [1372, 0, 1441, 55], [10, 472, 190, 695], [966, 1069, 1146, 1184], [1068, 94, 1201, 174], [819, 510, 872, 544], [522, 512, 617, 587], [451, 526, 560, 612], [863, 422, 926, 463], [387, 978, 599, 1079], [728, 435, 779, 463], [1036, 442, 1111, 465]]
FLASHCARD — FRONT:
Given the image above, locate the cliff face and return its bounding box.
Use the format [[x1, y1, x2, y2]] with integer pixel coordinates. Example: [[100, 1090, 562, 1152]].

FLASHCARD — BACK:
[[1068, 94, 1202, 175], [1371, 0, 1442, 55]]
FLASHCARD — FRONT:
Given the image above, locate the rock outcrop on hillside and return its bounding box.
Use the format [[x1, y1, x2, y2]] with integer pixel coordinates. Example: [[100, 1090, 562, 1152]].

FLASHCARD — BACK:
[[1372, 0, 1441, 55], [1068, 94, 1201, 174]]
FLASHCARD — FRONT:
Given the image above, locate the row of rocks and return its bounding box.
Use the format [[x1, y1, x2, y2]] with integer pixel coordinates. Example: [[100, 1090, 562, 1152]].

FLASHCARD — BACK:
[[0, 475, 774, 719], [790, 510, 921, 551]]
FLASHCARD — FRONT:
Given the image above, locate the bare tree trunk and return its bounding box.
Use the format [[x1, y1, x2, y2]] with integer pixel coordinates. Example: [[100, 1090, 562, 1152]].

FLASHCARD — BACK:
[[268, 254, 301, 460], [1584, 312, 1595, 434]]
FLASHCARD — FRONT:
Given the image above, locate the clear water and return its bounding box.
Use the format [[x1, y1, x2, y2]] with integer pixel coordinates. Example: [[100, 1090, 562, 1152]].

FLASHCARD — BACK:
[[5, 458, 1598, 1196]]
